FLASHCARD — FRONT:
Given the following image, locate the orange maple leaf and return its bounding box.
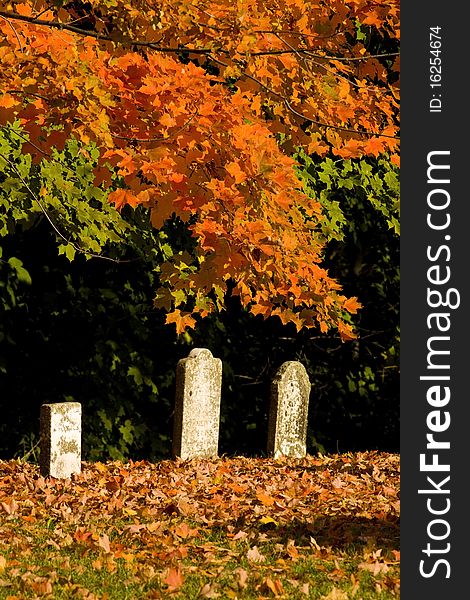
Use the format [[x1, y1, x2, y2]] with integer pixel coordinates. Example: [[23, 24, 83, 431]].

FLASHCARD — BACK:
[[256, 490, 275, 506], [163, 566, 184, 591], [165, 309, 196, 334], [226, 161, 247, 184], [343, 297, 362, 314], [0, 94, 18, 109]]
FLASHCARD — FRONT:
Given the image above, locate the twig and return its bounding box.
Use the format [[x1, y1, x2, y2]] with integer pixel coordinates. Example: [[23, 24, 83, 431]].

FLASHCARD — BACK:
[[111, 109, 200, 143], [209, 55, 399, 140], [0, 10, 216, 54], [0, 150, 137, 264], [283, 99, 399, 139], [33, 3, 56, 21], [7, 89, 49, 101], [305, 51, 400, 62], [0, 13, 24, 52], [0, 10, 399, 62], [1, 122, 52, 158]]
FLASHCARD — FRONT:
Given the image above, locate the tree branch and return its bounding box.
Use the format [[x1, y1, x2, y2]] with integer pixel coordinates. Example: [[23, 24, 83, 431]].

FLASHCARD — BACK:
[[0, 149, 138, 264], [209, 55, 399, 140], [111, 109, 200, 143], [0, 10, 217, 54], [1, 122, 52, 158], [0, 10, 399, 61], [0, 13, 24, 52]]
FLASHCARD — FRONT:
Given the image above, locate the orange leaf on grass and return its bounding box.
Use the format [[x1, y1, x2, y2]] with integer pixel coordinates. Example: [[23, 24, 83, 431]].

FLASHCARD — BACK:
[[247, 545, 265, 563], [98, 534, 111, 554], [163, 566, 184, 591], [1, 498, 18, 515], [265, 577, 284, 596], [174, 522, 199, 539], [235, 567, 248, 589]]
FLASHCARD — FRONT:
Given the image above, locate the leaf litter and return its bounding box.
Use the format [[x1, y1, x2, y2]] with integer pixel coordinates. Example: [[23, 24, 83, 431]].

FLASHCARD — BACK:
[[0, 451, 399, 598]]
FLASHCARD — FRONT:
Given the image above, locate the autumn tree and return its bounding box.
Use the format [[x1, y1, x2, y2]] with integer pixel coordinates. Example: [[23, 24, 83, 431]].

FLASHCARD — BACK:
[[0, 0, 399, 339]]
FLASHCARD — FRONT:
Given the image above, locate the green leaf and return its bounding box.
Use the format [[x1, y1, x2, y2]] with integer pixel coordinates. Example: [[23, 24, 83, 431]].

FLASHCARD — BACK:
[[7, 257, 32, 284], [128, 366, 143, 386]]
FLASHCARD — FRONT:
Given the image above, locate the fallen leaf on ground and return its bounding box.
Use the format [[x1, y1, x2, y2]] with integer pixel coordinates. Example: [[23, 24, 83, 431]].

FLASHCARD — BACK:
[[163, 566, 184, 591], [247, 545, 266, 563]]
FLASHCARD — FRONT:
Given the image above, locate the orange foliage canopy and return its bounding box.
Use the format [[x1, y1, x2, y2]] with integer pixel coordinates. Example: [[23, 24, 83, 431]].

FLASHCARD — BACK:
[[0, 0, 399, 337]]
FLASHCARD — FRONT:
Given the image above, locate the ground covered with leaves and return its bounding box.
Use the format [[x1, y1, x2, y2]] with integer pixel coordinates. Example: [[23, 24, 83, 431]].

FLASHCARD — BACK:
[[0, 452, 399, 599]]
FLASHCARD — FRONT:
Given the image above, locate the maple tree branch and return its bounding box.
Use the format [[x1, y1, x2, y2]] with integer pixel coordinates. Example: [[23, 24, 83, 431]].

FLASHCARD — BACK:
[[0, 13, 24, 52], [0, 149, 137, 264], [249, 49, 399, 61], [0, 10, 216, 54], [209, 55, 399, 140], [33, 4, 57, 20], [272, 33, 394, 94], [1, 122, 52, 158], [111, 109, 200, 143], [253, 28, 346, 41], [8, 89, 49, 102], [291, 105, 400, 140], [0, 10, 398, 62], [307, 51, 400, 62]]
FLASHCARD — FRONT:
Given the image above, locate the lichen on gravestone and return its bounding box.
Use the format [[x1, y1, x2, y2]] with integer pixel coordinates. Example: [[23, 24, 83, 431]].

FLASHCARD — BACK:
[[40, 402, 81, 478], [172, 348, 222, 460], [267, 361, 311, 459]]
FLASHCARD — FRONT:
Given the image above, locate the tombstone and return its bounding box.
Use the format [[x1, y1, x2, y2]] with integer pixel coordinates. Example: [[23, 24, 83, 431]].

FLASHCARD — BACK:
[[172, 348, 222, 460], [267, 361, 311, 459], [40, 402, 82, 478]]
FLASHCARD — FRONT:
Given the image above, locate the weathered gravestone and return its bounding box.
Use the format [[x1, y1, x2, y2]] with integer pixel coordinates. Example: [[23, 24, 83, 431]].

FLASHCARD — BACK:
[[40, 402, 81, 478], [172, 348, 222, 460], [267, 361, 311, 459]]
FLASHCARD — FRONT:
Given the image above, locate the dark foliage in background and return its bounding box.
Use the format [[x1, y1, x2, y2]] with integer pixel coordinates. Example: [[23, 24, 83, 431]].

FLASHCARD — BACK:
[[0, 186, 398, 461]]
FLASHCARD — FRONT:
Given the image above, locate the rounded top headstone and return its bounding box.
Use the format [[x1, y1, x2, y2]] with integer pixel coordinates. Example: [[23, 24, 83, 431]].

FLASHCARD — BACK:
[[188, 348, 214, 360]]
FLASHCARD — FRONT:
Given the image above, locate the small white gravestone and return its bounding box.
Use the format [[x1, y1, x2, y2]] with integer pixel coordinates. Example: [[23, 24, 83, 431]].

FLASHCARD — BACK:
[[172, 348, 222, 460], [267, 361, 311, 459], [40, 402, 81, 478]]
